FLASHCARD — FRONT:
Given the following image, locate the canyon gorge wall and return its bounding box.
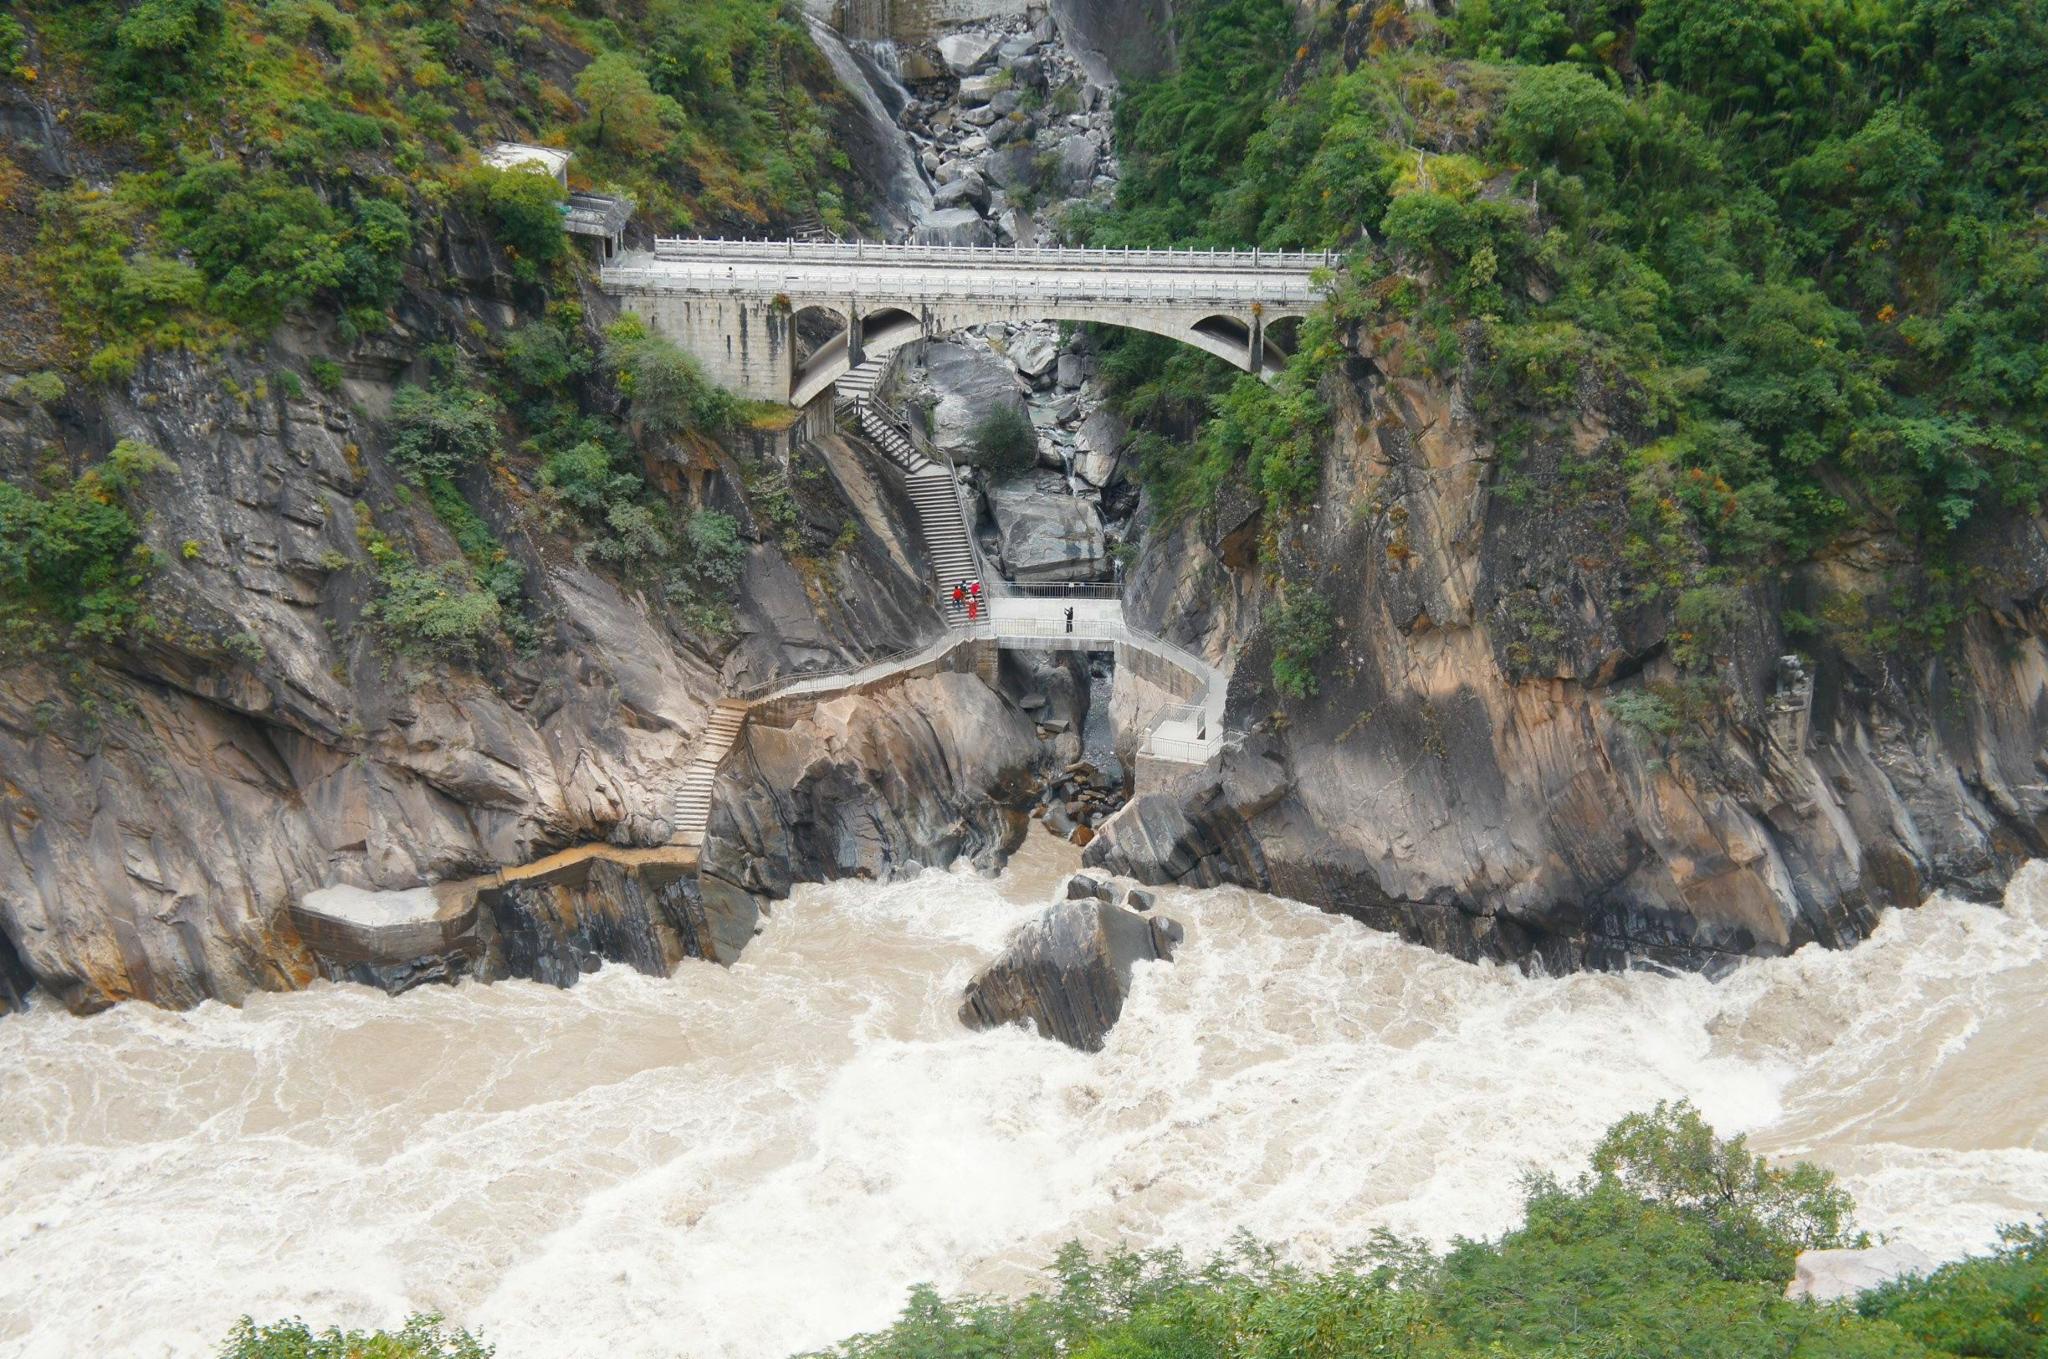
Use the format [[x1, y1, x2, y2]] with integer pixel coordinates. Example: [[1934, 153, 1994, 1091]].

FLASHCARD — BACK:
[[1092, 339, 2048, 971]]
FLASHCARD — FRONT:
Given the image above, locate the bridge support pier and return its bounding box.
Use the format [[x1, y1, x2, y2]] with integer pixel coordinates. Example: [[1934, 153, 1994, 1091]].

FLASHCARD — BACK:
[[615, 293, 797, 403]]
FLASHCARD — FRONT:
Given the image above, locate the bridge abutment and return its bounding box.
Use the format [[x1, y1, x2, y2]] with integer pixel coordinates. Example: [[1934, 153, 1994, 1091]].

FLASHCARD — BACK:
[[617, 293, 798, 404]]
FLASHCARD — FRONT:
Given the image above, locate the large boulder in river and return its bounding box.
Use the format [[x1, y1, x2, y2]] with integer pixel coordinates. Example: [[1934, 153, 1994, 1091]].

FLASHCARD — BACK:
[[921, 342, 1028, 462], [959, 894, 1183, 1050], [1007, 330, 1060, 381], [989, 482, 1107, 581]]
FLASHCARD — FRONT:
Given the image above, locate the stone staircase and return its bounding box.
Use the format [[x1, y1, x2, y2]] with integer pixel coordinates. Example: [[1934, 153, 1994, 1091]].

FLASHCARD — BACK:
[[670, 700, 749, 848], [834, 370, 981, 621]]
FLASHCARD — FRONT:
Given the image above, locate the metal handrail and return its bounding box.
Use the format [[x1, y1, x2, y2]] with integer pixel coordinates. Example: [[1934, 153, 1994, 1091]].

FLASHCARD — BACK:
[[723, 627, 991, 703], [988, 580, 1121, 601]]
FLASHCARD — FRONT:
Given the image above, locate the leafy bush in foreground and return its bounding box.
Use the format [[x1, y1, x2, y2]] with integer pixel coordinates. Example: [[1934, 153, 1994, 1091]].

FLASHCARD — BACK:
[[217, 1312, 490, 1358], [805, 1103, 2045, 1359]]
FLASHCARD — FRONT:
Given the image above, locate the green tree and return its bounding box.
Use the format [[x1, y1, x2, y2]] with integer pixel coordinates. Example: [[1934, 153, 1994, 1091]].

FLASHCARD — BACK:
[[602, 316, 736, 438], [576, 52, 673, 155], [1860, 1222, 2048, 1359], [1589, 1100, 1859, 1283], [459, 167, 568, 283], [387, 381, 502, 482], [1266, 591, 1335, 700]]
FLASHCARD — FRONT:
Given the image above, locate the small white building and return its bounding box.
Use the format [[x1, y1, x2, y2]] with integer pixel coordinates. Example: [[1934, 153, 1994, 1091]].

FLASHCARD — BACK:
[[483, 141, 572, 188], [482, 142, 632, 260]]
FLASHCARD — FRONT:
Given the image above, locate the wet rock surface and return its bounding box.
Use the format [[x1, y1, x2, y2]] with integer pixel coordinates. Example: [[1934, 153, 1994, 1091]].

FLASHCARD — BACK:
[[959, 883, 1182, 1050], [478, 855, 760, 987]]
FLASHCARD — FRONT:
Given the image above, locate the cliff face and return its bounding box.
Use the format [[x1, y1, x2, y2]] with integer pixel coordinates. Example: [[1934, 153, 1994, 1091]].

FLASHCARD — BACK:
[[1091, 344, 2048, 971], [0, 226, 1015, 1011]]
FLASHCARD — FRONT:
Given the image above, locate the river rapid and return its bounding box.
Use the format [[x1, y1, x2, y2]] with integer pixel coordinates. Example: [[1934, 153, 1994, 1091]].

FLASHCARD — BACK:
[[3, 835, 2044, 1358]]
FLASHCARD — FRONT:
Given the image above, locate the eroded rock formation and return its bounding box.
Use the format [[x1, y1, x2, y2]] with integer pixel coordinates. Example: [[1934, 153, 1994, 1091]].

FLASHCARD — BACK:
[[1090, 347, 2048, 972]]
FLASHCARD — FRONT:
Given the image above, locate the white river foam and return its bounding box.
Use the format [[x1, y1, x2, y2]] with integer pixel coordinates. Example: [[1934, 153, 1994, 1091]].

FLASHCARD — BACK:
[[3, 838, 2044, 1358]]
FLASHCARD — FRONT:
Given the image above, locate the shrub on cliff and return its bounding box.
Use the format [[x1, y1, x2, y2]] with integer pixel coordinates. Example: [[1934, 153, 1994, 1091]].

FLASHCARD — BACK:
[[458, 166, 568, 284], [969, 404, 1038, 479], [603, 315, 739, 440], [0, 439, 172, 654], [388, 381, 503, 483]]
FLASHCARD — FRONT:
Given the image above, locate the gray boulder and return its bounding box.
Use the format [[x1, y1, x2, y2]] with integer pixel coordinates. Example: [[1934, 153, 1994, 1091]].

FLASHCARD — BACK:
[[989, 482, 1107, 581], [987, 113, 1030, 147], [1066, 872, 1113, 901], [1057, 353, 1088, 389], [959, 897, 1183, 1050], [938, 31, 1001, 75], [933, 173, 990, 213], [913, 207, 995, 248], [1007, 330, 1060, 381], [1051, 133, 1103, 193], [957, 73, 1003, 106], [985, 143, 1041, 192], [1072, 406, 1125, 486], [922, 342, 1028, 462]]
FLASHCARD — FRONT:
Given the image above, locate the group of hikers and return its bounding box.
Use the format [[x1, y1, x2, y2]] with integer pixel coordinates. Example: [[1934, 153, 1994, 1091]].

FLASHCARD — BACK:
[[950, 579, 1078, 633], [950, 579, 984, 620]]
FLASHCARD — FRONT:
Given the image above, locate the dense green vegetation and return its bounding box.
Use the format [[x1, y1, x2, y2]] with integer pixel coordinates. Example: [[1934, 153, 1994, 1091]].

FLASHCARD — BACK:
[[0, 439, 171, 655], [4, 0, 858, 669], [212, 1106, 2044, 1357], [807, 1104, 2046, 1359], [1078, 0, 2048, 692]]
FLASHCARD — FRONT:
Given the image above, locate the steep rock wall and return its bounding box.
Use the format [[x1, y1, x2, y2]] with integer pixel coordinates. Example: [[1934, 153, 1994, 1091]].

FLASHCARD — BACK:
[[1090, 350, 2048, 971], [0, 344, 950, 1011]]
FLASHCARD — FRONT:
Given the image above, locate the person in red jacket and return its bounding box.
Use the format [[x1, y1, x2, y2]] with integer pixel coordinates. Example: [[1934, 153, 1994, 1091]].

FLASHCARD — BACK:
[[951, 582, 965, 611]]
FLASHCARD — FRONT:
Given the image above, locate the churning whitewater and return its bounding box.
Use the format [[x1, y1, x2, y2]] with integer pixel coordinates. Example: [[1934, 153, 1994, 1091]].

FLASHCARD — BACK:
[[5, 841, 2046, 1359]]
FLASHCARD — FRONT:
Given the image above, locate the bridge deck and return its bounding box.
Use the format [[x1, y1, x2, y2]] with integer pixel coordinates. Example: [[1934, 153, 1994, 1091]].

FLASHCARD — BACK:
[[606, 238, 1329, 307]]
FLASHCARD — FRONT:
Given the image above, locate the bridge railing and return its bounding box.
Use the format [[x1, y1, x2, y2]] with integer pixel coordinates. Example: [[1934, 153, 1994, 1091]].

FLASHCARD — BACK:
[[649, 237, 1336, 271], [605, 264, 1326, 307]]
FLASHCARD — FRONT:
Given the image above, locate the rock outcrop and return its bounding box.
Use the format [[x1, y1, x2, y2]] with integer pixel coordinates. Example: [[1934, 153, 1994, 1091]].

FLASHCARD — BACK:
[[0, 317, 944, 1012], [704, 669, 1047, 895], [959, 880, 1182, 1050], [1090, 340, 2048, 973], [989, 481, 1108, 580]]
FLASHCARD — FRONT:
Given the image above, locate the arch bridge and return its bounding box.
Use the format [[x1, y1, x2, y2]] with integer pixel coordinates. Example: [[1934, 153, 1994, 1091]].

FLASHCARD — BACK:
[[600, 238, 1332, 407]]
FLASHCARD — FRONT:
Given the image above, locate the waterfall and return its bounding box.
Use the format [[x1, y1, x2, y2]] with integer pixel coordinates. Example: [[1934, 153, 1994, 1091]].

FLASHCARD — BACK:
[[800, 5, 933, 235]]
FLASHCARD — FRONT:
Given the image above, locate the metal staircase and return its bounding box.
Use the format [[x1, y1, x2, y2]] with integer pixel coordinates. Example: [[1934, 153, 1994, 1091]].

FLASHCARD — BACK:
[[670, 700, 749, 848]]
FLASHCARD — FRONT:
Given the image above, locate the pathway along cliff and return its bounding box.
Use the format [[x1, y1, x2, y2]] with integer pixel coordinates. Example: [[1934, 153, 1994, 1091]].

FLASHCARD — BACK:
[[4, 838, 2045, 1358]]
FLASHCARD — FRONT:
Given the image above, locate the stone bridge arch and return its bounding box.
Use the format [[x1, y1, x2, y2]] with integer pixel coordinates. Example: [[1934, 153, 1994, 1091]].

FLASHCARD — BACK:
[[785, 301, 1314, 407]]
